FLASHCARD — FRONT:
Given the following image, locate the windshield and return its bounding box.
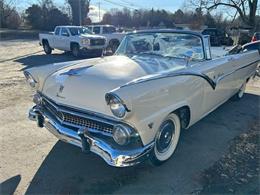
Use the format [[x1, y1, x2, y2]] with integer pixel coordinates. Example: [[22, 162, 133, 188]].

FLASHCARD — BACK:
[[69, 27, 92, 36], [116, 32, 204, 60]]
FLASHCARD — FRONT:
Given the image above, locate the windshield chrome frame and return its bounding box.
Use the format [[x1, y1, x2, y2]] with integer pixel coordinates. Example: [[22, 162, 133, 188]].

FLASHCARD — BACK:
[[115, 30, 206, 61]]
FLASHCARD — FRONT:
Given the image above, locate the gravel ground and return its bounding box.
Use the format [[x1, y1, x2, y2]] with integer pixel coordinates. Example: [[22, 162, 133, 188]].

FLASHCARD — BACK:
[[0, 39, 259, 194], [199, 122, 259, 194]]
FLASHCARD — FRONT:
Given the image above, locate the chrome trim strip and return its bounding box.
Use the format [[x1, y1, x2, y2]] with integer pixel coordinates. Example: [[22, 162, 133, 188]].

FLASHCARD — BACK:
[[118, 59, 260, 91], [28, 106, 154, 167], [216, 60, 259, 84], [120, 71, 216, 90]]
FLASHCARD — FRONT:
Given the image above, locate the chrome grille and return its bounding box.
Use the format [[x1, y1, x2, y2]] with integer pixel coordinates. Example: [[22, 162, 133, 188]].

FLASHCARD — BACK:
[[42, 98, 113, 135], [90, 39, 105, 46], [62, 112, 113, 134]]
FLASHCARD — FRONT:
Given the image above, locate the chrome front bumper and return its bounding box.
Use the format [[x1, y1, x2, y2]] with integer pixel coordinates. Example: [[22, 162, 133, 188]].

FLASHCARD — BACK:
[[28, 106, 154, 167]]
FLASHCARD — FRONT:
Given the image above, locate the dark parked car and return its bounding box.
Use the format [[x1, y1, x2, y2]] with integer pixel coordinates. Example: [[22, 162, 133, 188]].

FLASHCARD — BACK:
[[252, 32, 260, 42], [202, 28, 234, 46], [228, 40, 260, 55]]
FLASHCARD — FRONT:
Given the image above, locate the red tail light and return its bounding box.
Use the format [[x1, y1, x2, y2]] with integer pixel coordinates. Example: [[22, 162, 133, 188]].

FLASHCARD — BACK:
[[251, 35, 257, 42]]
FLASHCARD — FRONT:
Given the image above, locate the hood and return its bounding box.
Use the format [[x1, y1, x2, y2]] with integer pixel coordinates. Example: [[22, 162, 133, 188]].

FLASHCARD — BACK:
[[41, 55, 186, 116]]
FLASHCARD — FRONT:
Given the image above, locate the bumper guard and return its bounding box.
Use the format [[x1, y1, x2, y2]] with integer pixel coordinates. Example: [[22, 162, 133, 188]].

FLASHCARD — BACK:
[[28, 106, 154, 167]]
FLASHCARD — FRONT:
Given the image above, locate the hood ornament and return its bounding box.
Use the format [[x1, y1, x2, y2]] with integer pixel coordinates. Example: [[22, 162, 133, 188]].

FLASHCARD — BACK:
[[56, 84, 65, 98], [60, 65, 93, 76]]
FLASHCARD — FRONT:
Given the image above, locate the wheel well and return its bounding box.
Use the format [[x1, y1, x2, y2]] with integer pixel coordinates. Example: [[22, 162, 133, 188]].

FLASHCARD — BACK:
[[109, 39, 120, 45], [70, 42, 79, 50], [174, 106, 190, 129]]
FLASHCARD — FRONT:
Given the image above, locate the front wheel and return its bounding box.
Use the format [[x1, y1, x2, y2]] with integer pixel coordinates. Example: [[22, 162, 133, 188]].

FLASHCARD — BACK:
[[150, 112, 181, 166], [43, 42, 52, 55], [71, 44, 80, 57]]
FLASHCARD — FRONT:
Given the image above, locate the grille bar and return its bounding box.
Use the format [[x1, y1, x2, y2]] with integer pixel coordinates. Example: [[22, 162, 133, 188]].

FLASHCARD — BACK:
[[41, 98, 114, 135]]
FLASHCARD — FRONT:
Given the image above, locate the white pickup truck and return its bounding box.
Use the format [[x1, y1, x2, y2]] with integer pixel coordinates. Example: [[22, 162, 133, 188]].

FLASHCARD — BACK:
[[39, 26, 107, 57], [87, 25, 126, 53]]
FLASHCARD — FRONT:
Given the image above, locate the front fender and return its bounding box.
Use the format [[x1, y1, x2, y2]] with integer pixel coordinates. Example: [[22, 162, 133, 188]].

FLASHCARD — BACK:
[[111, 75, 204, 145]]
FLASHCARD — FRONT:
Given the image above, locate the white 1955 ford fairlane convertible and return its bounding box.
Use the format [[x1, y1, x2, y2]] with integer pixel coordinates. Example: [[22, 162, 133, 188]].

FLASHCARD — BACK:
[[25, 30, 259, 167]]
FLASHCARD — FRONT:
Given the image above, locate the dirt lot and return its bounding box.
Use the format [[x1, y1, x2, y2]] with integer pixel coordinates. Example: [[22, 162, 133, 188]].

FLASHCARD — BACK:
[[0, 39, 259, 194]]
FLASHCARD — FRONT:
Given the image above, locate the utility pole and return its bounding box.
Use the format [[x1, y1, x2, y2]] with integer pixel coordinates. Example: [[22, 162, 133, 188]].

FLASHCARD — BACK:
[[78, 0, 82, 26], [98, 1, 101, 23]]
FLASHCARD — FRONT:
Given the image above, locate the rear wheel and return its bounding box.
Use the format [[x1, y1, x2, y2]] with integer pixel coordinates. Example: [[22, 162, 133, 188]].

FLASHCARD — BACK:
[[150, 113, 181, 166], [43, 41, 52, 55], [232, 82, 246, 101], [71, 44, 80, 57]]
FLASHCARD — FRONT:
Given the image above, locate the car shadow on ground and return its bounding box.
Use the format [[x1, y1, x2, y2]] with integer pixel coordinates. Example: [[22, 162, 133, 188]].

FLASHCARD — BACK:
[[25, 93, 259, 194], [16, 52, 79, 71], [16, 51, 112, 71], [0, 175, 21, 195]]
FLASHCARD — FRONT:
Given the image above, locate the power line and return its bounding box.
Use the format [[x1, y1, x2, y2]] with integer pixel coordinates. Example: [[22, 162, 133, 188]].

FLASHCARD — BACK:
[[103, 0, 138, 10], [118, 0, 141, 8]]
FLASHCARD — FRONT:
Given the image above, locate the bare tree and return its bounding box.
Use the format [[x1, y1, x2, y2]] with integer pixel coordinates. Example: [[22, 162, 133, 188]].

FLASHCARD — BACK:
[[0, 0, 21, 28], [189, 0, 258, 29]]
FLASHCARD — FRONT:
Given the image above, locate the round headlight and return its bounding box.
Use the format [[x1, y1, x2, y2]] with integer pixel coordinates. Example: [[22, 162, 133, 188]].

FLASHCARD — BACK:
[[24, 72, 38, 89], [113, 124, 132, 145], [110, 100, 126, 118], [82, 39, 90, 45], [106, 93, 130, 118]]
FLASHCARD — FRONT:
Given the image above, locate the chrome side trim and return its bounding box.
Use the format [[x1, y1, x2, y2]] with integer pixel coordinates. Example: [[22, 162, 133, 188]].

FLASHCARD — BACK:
[[120, 71, 216, 90], [216, 60, 259, 84], [118, 59, 260, 91]]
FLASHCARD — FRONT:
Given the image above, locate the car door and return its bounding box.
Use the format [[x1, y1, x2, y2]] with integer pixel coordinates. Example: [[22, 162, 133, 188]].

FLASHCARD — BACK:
[[59, 27, 71, 51], [53, 27, 61, 48], [93, 26, 101, 35], [231, 42, 260, 90], [195, 56, 239, 114]]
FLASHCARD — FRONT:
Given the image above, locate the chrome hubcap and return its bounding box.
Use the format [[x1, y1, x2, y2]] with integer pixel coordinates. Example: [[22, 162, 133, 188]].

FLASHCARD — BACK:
[[156, 120, 175, 153]]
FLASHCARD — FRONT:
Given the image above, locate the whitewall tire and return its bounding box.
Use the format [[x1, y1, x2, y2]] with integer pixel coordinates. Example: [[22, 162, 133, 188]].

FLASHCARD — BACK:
[[233, 81, 247, 101], [150, 112, 181, 165]]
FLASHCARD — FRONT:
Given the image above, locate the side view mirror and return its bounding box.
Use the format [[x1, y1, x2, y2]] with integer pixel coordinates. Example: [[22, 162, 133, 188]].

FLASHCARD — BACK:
[[62, 33, 69, 37]]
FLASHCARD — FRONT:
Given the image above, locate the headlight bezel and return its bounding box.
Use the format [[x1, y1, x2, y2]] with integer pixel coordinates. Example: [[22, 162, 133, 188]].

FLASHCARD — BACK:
[[81, 38, 90, 45], [112, 124, 132, 145], [24, 71, 38, 89], [105, 93, 130, 119]]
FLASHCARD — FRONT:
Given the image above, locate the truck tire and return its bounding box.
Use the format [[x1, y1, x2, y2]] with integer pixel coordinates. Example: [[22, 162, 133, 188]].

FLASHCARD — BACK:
[[43, 41, 52, 55], [108, 40, 120, 54], [71, 43, 80, 57], [94, 49, 103, 57]]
